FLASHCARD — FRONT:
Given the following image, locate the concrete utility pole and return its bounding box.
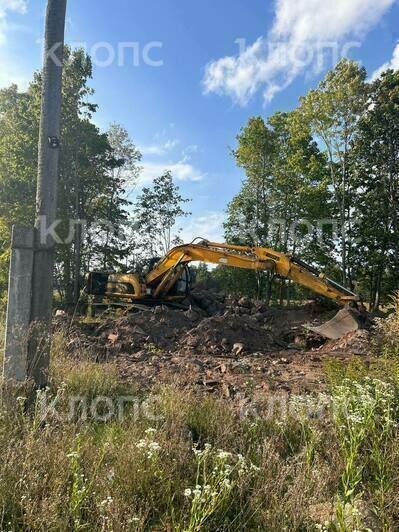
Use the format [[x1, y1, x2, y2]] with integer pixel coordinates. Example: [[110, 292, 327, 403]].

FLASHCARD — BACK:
[[3, 0, 67, 390], [28, 0, 67, 387], [3, 227, 35, 383]]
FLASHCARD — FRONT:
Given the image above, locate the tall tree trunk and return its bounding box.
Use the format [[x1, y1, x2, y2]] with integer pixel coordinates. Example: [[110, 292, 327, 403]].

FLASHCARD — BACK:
[[73, 160, 81, 305], [286, 280, 291, 307], [279, 279, 284, 306], [373, 265, 383, 311], [265, 272, 273, 306], [73, 222, 82, 305], [64, 249, 73, 309]]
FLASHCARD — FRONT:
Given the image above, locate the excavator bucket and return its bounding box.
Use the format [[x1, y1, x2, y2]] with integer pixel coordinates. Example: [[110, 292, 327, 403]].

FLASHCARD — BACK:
[[305, 306, 369, 340]]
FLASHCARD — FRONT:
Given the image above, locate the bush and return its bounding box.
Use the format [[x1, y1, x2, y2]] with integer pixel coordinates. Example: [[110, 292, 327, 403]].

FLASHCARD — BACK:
[[373, 291, 399, 357]]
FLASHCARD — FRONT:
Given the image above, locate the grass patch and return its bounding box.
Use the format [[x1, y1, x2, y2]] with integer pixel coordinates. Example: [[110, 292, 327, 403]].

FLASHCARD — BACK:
[[0, 312, 5, 370], [0, 345, 338, 530], [1, 307, 399, 529]]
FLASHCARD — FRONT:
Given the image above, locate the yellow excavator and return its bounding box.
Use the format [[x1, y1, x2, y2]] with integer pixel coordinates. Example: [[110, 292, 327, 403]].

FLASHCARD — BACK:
[[86, 239, 367, 339]]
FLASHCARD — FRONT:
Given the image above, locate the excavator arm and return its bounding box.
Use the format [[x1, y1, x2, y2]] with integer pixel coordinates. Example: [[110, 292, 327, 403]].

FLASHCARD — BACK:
[[146, 240, 358, 304]]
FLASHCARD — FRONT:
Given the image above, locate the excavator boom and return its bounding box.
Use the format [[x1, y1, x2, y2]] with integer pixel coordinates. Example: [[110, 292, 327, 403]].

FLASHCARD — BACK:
[[146, 240, 358, 304]]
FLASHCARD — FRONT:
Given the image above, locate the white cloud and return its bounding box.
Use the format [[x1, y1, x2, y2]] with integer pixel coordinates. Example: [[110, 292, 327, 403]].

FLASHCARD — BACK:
[[139, 159, 205, 184], [140, 138, 180, 157], [0, 0, 27, 44], [138, 137, 204, 184], [182, 144, 198, 157], [0, 0, 27, 16], [203, 0, 397, 105], [0, 0, 29, 88], [180, 211, 225, 244], [370, 41, 399, 81], [0, 56, 30, 88]]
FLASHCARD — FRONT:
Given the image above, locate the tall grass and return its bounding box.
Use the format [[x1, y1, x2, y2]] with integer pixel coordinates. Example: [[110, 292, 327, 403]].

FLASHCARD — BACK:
[[331, 378, 398, 530], [0, 348, 340, 531], [0, 305, 399, 529], [0, 311, 5, 370]]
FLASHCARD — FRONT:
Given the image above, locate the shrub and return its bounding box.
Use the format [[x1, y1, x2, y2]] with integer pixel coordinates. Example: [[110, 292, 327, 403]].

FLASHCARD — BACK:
[[373, 291, 399, 357]]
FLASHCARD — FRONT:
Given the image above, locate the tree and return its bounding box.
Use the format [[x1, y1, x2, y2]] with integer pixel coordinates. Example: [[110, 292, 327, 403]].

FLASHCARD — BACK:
[[232, 117, 275, 246], [0, 85, 38, 294], [86, 124, 141, 273], [298, 58, 367, 287], [227, 112, 330, 303], [0, 48, 139, 306], [267, 111, 331, 262], [352, 69, 399, 309], [134, 171, 190, 258], [228, 117, 276, 299]]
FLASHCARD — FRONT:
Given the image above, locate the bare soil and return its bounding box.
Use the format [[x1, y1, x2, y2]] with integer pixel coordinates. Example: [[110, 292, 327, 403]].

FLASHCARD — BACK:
[[60, 291, 373, 405]]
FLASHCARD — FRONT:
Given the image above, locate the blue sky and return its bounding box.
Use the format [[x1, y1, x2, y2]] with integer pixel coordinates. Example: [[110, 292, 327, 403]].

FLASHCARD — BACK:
[[1, 0, 399, 242]]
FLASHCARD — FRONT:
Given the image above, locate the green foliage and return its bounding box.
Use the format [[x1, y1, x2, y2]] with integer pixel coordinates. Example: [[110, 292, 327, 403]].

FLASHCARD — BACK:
[[331, 378, 398, 528], [298, 59, 368, 288], [226, 110, 331, 301], [133, 171, 190, 258], [212, 265, 264, 298], [0, 48, 141, 305], [180, 444, 258, 531], [227, 59, 398, 307], [373, 291, 399, 357], [228, 116, 275, 247], [351, 70, 399, 309], [86, 123, 142, 272]]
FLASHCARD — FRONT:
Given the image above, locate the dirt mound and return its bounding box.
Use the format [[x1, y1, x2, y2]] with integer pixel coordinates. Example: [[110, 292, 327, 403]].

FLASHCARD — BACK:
[[187, 288, 225, 315], [64, 298, 338, 362], [319, 329, 371, 356], [60, 296, 376, 399], [96, 305, 202, 356], [178, 314, 278, 356], [92, 303, 283, 359]]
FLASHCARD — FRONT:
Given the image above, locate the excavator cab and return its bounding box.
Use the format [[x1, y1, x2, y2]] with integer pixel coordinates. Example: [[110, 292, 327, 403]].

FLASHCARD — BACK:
[[86, 262, 192, 308]]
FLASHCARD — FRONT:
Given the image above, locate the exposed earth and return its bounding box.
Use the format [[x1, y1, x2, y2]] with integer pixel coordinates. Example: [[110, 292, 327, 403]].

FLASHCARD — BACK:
[[59, 289, 373, 408]]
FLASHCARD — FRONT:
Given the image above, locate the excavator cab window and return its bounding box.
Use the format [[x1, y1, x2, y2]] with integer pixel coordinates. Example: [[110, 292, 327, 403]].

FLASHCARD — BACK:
[[168, 265, 192, 298], [86, 272, 109, 296]]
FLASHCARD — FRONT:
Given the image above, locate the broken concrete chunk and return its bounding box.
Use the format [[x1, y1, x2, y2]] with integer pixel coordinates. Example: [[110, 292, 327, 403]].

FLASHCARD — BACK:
[[232, 342, 245, 356]]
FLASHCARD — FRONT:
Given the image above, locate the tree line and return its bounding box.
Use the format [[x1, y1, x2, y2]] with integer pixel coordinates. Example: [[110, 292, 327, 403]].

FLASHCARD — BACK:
[[212, 59, 398, 310], [0, 51, 398, 310], [0, 48, 188, 308]]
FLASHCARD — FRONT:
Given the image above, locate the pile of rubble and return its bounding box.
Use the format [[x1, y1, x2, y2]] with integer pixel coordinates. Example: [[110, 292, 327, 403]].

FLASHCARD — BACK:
[[59, 292, 373, 398], [318, 329, 371, 356], [85, 294, 335, 359]]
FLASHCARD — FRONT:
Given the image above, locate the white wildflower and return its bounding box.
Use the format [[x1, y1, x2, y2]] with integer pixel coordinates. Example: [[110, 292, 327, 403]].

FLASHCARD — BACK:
[[222, 478, 231, 488], [217, 450, 232, 460]]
